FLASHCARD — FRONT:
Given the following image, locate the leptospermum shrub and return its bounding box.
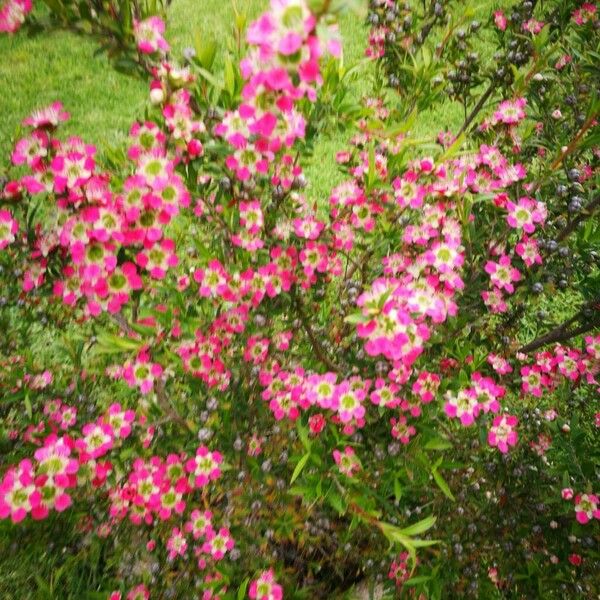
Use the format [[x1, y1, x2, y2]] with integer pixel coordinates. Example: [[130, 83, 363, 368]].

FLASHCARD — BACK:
[[1, 0, 599, 598]]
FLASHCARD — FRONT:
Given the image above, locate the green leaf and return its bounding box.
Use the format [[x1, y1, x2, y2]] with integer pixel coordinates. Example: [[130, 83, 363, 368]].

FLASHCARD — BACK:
[[92, 332, 143, 355], [24, 391, 32, 420], [344, 312, 369, 325], [326, 488, 347, 515], [194, 31, 217, 70], [398, 515, 437, 537], [290, 452, 310, 484], [296, 419, 312, 452], [224, 55, 236, 98], [393, 478, 402, 501], [432, 466, 455, 502], [237, 577, 249, 600], [424, 438, 452, 451], [195, 66, 223, 90], [367, 142, 376, 191], [404, 575, 433, 586]]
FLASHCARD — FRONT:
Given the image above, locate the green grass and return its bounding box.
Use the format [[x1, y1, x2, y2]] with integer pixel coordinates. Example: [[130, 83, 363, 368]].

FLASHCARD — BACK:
[[0, 21, 147, 160]]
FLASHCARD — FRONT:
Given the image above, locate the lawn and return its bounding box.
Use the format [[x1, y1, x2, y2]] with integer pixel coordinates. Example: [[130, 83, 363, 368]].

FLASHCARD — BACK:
[[0, 0, 373, 203]]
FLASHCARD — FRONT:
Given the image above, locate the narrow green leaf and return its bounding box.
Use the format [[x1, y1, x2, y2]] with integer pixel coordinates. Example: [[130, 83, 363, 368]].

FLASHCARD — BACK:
[[393, 478, 402, 502], [24, 392, 32, 420], [237, 577, 249, 600], [290, 452, 310, 484], [398, 515, 437, 537], [424, 438, 452, 451], [432, 467, 455, 502], [404, 575, 433, 586]]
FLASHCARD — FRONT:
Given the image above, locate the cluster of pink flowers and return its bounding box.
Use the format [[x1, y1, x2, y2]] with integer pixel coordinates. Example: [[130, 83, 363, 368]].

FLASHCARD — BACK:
[[43, 398, 78, 430], [216, 0, 339, 181], [444, 372, 505, 426], [0, 402, 133, 522], [0, 0, 31, 33], [519, 338, 600, 397], [572, 3, 597, 25], [2, 99, 197, 317], [120, 502, 234, 569], [107, 445, 221, 525]]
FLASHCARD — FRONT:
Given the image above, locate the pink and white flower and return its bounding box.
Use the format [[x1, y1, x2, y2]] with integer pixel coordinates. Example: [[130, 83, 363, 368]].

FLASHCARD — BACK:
[[249, 569, 283, 600], [574, 493, 600, 524], [488, 415, 518, 453]]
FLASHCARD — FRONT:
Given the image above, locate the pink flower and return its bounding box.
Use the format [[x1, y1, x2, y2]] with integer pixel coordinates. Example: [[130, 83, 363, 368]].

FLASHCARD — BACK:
[[487, 353, 512, 375], [293, 216, 325, 240], [494, 10, 507, 31], [334, 380, 366, 422], [122, 356, 163, 394], [202, 527, 234, 560], [444, 389, 480, 426], [23, 101, 69, 128], [506, 197, 547, 233], [572, 3, 597, 25], [568, 554, 582, 566], [574, 493, 600, 524], [411, 371, 440, 403], [0, 0, 32, 33], [185, 509, 213, 539], [520, 365, 548, 397], [134, 16, 169, 54], [562, 487, 574, 501], [136, 238, 179, 279], [0, 461, 36, 523], [515, 235, 542, 267], [0, 209, 18, 249], [493, 98, 527, 126], [126, 584, 150, 600], [308, 413, 326, 435], [488, 415, 518, 453], [333, 446, 361, 477], [185, 446, 222, 488], [390, 416, 416, 444], [482, 288, 508, 314], [485, 255, 521, 293], [523, 19, 544, 34], [166, 527, 188, 560], [249, 569, 283, 600], [11, 130, 49, 167], [392, 171, 426, 209], [77, 423, 114, 459]]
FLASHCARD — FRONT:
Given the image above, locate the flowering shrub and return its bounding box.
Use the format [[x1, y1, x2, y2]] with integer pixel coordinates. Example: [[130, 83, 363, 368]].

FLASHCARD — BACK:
[[0, 0, 599, 598]]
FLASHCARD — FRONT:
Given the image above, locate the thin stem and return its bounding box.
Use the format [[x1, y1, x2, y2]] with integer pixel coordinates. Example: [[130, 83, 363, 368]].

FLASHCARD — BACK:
[[518, 296, 600, 353], [291, 286, 341, 373]]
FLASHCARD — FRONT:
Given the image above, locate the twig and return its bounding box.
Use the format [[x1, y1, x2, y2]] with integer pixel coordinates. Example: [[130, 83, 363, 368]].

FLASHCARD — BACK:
[[291, 287, 341, 373], [518, 296, 600, 353], [456, 83, 494, 138]]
